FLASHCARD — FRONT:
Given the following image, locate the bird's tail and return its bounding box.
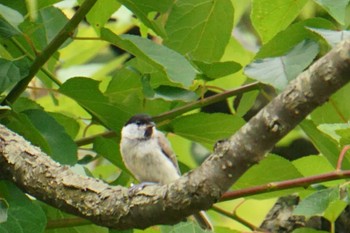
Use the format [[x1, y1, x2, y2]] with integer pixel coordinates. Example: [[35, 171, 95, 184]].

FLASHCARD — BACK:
[[193, 211, 213, 231]]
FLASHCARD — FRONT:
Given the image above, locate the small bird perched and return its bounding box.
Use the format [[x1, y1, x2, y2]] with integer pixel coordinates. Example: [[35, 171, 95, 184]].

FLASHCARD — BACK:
[[120, 114, 213, 230]]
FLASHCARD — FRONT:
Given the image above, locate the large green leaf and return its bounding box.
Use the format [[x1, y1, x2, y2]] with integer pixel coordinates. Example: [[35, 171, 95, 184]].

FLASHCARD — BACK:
[[293, 188, 339, 218], [194, 60, 242, 80], [117, 0, 173, 37], [311, 84, 350, 124], [251, 0, 308, 43], [4, 109, 78, 165], [0, 181, 46, 233], [169, 113, 244, 148], [233, 155, 303, 199], [300, 120, 350, 169], [314, 0, 350, 25], [0, 18, 21, 39], [101, 28, 196, 88], [0, 4, 23, 32], [293, 156, 335, 177], [18, 6, 69, 51], [0, 57, 30, 93], [256, 18, 335, 59], [59, 77, 130, 133], [164, 0, 234, 62], [245, 40, 319, 90]]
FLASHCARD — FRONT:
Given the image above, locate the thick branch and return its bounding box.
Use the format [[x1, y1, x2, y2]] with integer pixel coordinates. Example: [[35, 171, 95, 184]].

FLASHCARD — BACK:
[[0, 40, 350, 229]]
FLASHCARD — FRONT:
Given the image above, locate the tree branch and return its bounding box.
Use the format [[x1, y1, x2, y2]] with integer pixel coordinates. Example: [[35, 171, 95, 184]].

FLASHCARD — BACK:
[[1, 40, 350, 229], [1, 0, 97, 104]]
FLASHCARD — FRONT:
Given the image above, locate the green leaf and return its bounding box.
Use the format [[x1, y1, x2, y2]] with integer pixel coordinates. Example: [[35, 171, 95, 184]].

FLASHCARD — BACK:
[[311, 84, 350, 124], [49, 112, 80, 139], [336, 128, 350, 146], [0, 0, 27, 16], [142, 82, 198, 102], [215, 226, 241, 233], [164, 0, 234, 62], [160, 221, 207, 233], [314, 0, 350, 25], [169, 113, 244, 148], [85, 0, 121, 30], [38, 201, 105, 233], [323, 199, 347, 222], [307, 27, 350, 48], [251, 0, 308, 43], [293, 156, 335, 176], [0, 18, 21, 38], [256, 18, 335, 58], [0, 4, 24, 31], [59, 77, 130, 132], [194, 60, 242, 80], [245, 40, 319, 90], [300, 120, 350, 169], [0, 57, 30, 93], [317, 123, 350, 143], [0, 199, 8, 223], [22, 109, 78, 165], [93, 137, 125, 170], [19, 6, 69, 51], [233, 155, 303, 198], [117, 0, 173, 37], [0, 181, 46, 233], [235, 90, 260, 118], [12, 97, 43, 112], [293, 188, 339, 218], [101, 28, 196, 88], [292, 228, 329, 233]]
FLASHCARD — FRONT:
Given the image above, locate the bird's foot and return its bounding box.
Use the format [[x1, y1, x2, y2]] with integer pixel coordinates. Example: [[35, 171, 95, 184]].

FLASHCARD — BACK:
[[128, 182, 157, 196]]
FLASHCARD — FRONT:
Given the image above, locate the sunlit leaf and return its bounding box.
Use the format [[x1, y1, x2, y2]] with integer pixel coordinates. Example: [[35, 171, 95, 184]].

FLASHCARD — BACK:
[[165, 0, 233, 62], [194, 60, 242, 80], [101, 28, 196, 88], [234, 155, 303, 199], [170, 113, 244, 148], [251, 0, 308, 43]]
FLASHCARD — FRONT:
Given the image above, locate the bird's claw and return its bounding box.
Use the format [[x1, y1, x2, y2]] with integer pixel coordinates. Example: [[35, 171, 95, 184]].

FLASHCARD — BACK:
[[128, 182, 156, 196]]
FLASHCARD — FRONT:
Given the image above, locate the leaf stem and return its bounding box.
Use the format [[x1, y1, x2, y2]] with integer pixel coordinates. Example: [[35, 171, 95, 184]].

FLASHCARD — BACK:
[[211, 205, 256, 230], [220, 169, 350, 201], [74, 82, 260, 146], [2, 0, 98, 105], [152, 81, 260, 122], [336, 145, 350, 170]]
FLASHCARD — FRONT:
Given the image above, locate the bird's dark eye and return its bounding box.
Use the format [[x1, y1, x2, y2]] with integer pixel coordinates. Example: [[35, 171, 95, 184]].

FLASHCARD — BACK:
[[135, 120, 142, 126]]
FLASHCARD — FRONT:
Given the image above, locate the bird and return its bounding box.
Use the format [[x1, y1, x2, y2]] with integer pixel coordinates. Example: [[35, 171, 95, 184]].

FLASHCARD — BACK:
[[120, 114, 213, 230]]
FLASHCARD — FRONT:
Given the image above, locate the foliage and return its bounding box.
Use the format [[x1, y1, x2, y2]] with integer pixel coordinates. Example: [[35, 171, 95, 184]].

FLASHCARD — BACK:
[[0, 0, 350, 232]]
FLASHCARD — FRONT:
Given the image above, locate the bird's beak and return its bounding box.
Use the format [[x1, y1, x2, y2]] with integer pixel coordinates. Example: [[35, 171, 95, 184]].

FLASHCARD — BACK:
[[144, 122, 155, 138]]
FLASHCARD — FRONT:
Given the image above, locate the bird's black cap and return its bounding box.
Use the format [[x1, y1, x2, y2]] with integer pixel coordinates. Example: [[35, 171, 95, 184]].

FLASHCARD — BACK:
[[125, 114, 153, 126]]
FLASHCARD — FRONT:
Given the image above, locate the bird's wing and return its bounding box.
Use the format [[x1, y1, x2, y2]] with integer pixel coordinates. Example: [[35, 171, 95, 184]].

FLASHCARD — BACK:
[[156, 131, 181, 174]]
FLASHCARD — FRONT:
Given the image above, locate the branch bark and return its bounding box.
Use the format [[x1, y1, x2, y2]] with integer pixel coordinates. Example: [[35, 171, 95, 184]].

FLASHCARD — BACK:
[[1, 40, 350, 229]]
